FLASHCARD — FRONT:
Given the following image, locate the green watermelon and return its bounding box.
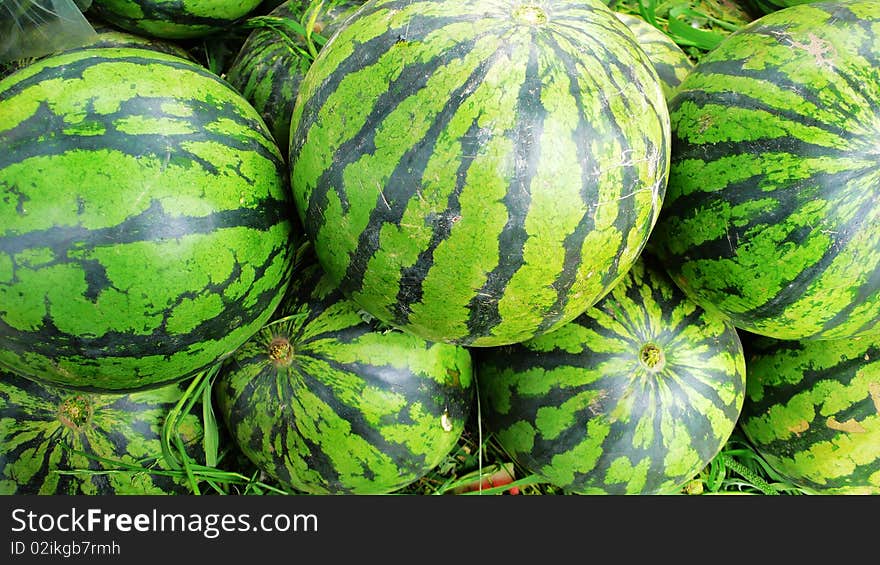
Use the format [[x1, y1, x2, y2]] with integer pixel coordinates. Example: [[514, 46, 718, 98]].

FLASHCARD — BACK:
[[613, 12, 694, 100], [0, 46, 297, 392], [0, 369, 204, 494], [477, 255, 746, 494], [87, 0, 264, 39], [650, 0, 880, 341], [76, 22, 195, 60], [289, 0, 671, 347], [743, 1, 818, 17], [739, 334, 880, 494], [226, 0, 364, 153], [214, 243, 474, 494]]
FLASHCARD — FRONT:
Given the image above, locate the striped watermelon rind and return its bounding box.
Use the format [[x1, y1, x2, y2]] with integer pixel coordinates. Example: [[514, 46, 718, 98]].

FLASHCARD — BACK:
[[477, 254, 746, 494], [226, 0, 364, 152], [75, 22, 196, 60], [0, 46, 297, 392], [739, 334, 880, 494], [0, 369, 204, 495], [214, 243, 474, 494], [289, 0, 670, 347], [87, 0, 264, 39], [651, 0, 880, 341]]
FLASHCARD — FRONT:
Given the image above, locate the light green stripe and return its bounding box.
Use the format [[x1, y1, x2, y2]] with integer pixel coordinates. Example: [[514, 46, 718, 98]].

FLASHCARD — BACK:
[[344, 30, 508, 305], [673, 95, 848, 147], [394, 37, 526, 341], [492, 43, 585, 341]]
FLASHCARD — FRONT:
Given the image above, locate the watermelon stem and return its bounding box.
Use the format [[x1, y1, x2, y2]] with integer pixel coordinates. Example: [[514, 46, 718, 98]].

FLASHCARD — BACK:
[[268, 336, 295, 367], [57, 394, 93, 430], [639, 343, 665, 371], [512, 5, 547, 26]]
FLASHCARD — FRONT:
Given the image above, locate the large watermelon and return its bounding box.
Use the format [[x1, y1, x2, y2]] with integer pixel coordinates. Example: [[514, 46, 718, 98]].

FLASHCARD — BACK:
[[226, 0, 365, 153], [87, 0, 264, 39], [650, 0, 880, 341], [0, 47, 297, 392], [214, 243, 474, 494], [289, 0, 671, 347], [738, 334, 880, 494], [477, 255, 746, 494], [0, 369, 204, 494]]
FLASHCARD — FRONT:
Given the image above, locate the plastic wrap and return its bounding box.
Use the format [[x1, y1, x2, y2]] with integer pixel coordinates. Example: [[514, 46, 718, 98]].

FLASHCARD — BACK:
[[1, 0, 97, 62]]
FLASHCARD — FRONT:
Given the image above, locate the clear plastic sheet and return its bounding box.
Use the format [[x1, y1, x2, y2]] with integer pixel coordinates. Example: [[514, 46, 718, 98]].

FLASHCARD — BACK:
[[0, 0, 97, 62]]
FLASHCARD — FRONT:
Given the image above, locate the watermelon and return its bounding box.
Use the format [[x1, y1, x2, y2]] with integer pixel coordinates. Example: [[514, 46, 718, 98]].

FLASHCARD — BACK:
[[743, 1, 818, 17], [613, 12, 694, 100], [0, 369, 204, 494], [650, 0, 880, 341], [76, 22, 195, 60], [289, 0, 671, 347], [0, 47, 297, 392], [739, 334, 880, 494], [226, 0, 364, 153], [87, 0, 264, 39], [214, 243, 474, 494], [477, 254, 746, 494]]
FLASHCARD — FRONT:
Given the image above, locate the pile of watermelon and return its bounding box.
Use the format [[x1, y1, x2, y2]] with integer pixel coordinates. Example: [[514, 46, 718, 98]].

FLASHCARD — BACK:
[[1, 0, 878, 495]]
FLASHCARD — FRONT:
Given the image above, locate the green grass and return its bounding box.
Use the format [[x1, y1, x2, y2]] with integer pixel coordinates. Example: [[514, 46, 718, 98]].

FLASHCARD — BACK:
[[608, 1, 754, 59]]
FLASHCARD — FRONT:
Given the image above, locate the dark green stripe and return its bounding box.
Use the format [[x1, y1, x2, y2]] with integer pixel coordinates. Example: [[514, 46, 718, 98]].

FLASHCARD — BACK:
[[334, 37, 497, 308], [390, 117, 479, 324], [463, 38, 541, 337], [88, 0, 261, 34]]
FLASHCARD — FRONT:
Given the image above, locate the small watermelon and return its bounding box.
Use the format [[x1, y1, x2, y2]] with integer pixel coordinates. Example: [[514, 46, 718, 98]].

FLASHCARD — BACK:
[[739, 334, 880, 494], [214, 243, 474, 494], [289, 0, 670, 347], [0, 369, 204, 494], [0, 46, 298, 392], [87, 0, 264, 39], [477, 254, 746, 494], [226, 0, 365, 152]]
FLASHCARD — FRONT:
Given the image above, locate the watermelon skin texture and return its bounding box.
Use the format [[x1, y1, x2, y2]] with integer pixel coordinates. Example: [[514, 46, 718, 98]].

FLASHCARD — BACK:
[[78, 23, 196, 60], [214, 244, 474, 494], [650, 0, 880, 341], [226, 0, 365, 153], [739, 335, 880, 494], [743, 1, 817, 16], [0, 47, 297, 392], [0, 370, 204, 495], [613, 12, 694, 101], [289, 0, 670, 347], [87, 0, 264, 39], [477, 255, 746, 494]]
